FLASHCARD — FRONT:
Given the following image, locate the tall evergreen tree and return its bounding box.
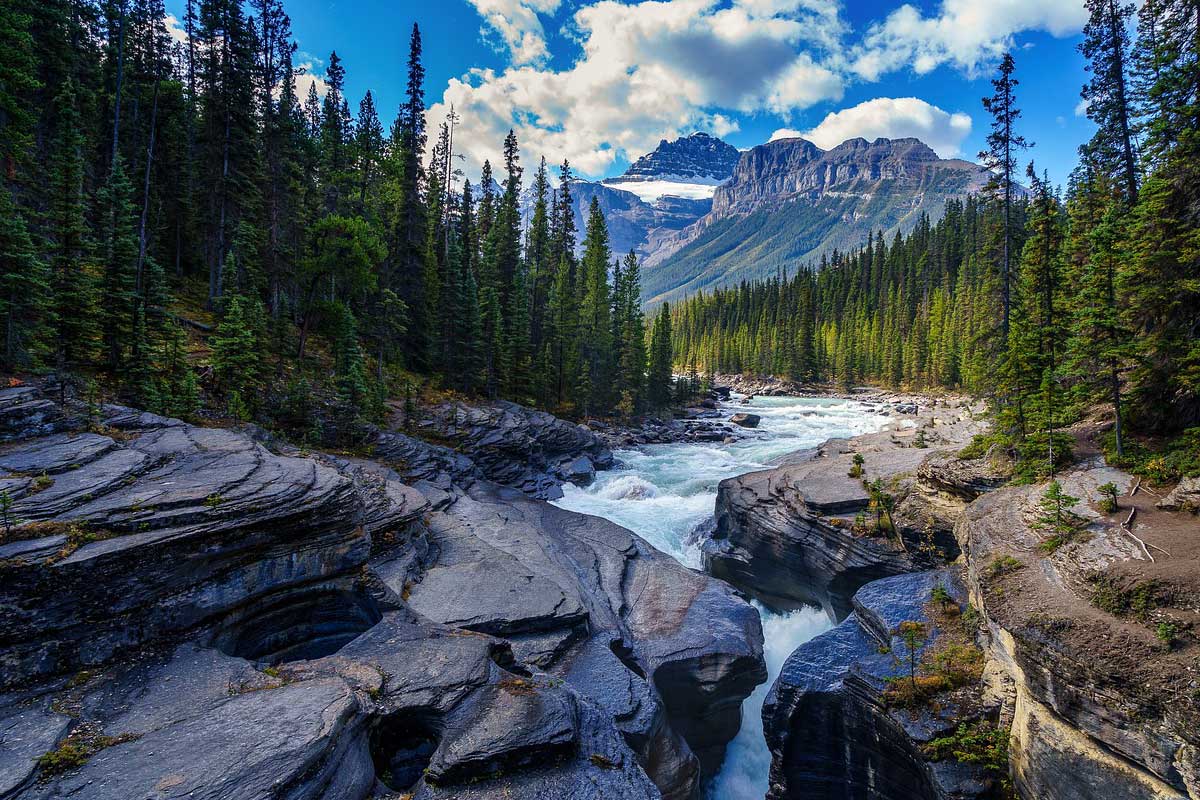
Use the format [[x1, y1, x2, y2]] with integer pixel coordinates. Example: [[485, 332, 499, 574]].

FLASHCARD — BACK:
[[979, 52, 1031, 340], [1080, 0, 1140, 204]]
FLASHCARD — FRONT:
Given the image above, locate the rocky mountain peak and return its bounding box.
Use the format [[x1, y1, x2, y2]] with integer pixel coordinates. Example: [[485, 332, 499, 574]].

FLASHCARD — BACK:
[[612, 132, 740, 183]]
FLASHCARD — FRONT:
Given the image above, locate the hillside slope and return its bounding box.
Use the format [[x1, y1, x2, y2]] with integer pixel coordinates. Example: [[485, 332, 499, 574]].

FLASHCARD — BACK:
[[642, 137, 989, 305]]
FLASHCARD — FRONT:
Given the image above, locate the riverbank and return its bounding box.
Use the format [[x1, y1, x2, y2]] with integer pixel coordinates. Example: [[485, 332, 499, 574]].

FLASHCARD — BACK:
[[701, 388, 1200, 800]]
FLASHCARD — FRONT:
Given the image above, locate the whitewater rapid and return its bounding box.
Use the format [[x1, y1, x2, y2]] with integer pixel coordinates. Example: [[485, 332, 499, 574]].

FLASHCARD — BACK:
[[553, 395, 892, 798]]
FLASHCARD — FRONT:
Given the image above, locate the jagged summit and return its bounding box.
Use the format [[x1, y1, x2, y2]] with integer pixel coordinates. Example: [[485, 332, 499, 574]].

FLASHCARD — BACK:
[[609, 132, 741, 184], [642, 135, 991, 304]]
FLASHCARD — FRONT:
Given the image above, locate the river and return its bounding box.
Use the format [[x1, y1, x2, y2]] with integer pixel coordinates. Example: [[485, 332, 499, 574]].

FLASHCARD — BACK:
[[553, 395, 893, 799]]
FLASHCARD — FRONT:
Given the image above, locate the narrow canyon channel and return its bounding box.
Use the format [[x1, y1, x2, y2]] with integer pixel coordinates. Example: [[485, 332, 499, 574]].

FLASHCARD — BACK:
[[554, 395, 895, 798]]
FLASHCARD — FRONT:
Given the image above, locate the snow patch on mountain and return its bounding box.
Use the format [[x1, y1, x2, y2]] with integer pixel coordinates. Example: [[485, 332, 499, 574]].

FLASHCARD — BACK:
[[601, 177, 723, 205]]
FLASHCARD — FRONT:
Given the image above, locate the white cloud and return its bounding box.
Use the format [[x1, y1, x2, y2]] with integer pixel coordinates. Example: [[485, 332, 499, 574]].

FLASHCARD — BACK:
[[437, 0, 847, 178], [295, 56, 330, 100], [1074, 97, 1090, 117], [164, 14, 188, 48], [776, 97, 973, 158], [467, 0, 562, 65], [851, 0, 1088, 79]]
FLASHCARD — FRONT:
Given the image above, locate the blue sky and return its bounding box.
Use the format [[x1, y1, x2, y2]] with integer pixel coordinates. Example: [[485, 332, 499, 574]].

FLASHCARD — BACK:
[[167, 0, 1100, 187]]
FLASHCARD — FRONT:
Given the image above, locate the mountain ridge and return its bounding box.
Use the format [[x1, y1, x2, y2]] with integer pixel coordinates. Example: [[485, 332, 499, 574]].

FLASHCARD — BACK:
[[640, 135, 991, 305]]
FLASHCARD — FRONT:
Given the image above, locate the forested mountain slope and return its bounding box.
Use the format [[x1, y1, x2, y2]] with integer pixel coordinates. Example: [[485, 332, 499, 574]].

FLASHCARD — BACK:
[[642, 137, 990, 305]]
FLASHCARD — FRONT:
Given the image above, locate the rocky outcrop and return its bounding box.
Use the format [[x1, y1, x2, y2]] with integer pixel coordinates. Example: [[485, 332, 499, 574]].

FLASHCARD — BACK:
[[704, 454, 923, 620], [610, 132, 740, 184], [763, 569, 1000, 800], [0, 388, 764, 800], [702, 401, 986, 620], [642, 137, 993, 304], [1157, 476, 1200, 512], [408, 400, 615, 499], [957, 468, 1200, 800], [397, 484, 767, 790]]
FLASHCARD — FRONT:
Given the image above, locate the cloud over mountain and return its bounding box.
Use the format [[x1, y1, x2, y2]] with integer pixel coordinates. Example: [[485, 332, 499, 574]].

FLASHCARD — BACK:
[[433, 0, 1088, 178], [771, 97, 973, 158]]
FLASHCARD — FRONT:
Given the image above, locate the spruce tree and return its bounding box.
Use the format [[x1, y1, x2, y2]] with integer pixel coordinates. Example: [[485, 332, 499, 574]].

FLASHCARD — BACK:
[[48, 82, 99, 371], [0, 188, 51, 369], [99, 155, 141, 370], [647, 303, 673, 411], [577, 197, 613, 414], [979, 52, 1031, 340], [210, 294, 261, 417], [1080, 0, 1140, 203]]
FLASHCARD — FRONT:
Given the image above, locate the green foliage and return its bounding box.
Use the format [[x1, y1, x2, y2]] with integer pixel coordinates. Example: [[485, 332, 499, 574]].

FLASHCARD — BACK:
[[848, 452, 864, 478], [1155, 621, 1178, 648], [866, 477, 896, 533], [1088, 574, 1160, 620], [1104, 427, 1200, 483], [985, 555, 1024, 580], [924, 722, 1010, 774], [211, 296, 263, 415], [1097, 482, 1120, 513], [1033, 481, 1085, 552]]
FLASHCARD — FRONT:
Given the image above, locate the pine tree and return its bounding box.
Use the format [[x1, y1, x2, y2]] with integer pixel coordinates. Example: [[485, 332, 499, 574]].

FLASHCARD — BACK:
[[99, 155, 141, 370], [1080, 0, 1140, 203], [210, 294, 261, 417], [0, 188, 51, 368], [332, 302, 371, 416], [48, 82, 99, 370], [979, 52, 1031, 341], [0, 0, 39, 181], [1065, 160, 1131, 455], [577, 197, 613, 414], [617, 251, 647, 412], [648, 303, 673, 411]]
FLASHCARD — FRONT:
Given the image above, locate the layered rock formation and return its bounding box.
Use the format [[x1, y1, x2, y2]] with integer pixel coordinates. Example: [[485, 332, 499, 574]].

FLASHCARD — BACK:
[[957, 467, 1199, 800], [730, 400, 1198, 800], [403, 399, 616, 499], [763, 569, 1000, 800], [704, 401, 987, 620], [643, 137, 991, 304], [0, 387, 765, 800]]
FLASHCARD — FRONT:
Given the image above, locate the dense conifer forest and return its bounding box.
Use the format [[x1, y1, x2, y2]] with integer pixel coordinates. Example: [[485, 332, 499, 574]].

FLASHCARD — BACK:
[[671, 0, 1200, 480], [0, 0, 678, 439], [0, 0, 1196, 481]]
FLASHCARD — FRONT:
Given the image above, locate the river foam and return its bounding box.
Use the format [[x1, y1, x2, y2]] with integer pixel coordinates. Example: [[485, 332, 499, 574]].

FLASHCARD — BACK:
[[553, 395, 891, 798]]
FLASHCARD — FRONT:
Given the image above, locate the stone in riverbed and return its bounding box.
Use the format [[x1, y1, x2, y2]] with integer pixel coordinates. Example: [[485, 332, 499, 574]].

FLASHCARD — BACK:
[[729, 413, 761, 428]]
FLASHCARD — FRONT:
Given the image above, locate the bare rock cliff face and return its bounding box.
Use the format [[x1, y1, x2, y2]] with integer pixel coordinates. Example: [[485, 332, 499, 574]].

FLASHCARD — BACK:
[[0, 387, 765, 800]]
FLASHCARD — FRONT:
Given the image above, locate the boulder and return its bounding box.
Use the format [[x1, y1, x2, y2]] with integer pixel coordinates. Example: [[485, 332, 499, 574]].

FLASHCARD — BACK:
[[729, 413, 761, 428], [1157, 476, 1200, 512], [410, 401, 615, 499]]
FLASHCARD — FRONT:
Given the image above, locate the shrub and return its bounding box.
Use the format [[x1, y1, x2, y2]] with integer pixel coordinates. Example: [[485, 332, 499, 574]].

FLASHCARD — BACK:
[[931, 583, 953, 608], [1097, 482, 1120, 514], [1089, 575, 1160, 620], [1156, 622, 1178, 648], [848, 452, 864, 478], [36, 743, 91, 775], [985, 555, 1023, 580], [924, 722, 1010, 774], [928, 642, 985, 687]]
